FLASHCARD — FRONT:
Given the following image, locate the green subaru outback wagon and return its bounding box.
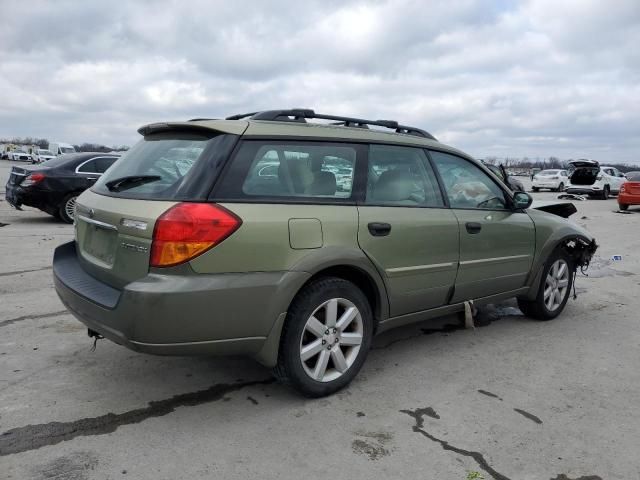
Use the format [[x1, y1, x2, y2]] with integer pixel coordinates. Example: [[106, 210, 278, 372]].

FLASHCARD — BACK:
[[53, 109, 597, 396]]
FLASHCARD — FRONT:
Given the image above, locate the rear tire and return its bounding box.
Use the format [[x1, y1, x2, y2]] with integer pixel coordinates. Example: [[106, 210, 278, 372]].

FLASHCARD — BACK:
[[58, 193, 78, 224], [273, 277, 373, 397], [557, 182, 565, 192], [518, 249, 574, 321], [619, 203, 628, 211]]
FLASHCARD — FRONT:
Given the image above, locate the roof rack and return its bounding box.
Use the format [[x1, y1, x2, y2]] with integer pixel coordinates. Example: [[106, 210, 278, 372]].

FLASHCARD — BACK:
[[224, 109, 437, 140]]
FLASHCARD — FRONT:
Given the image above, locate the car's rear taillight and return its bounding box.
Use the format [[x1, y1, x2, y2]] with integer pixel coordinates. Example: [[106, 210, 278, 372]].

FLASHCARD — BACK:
[[21, 172, 45, 187], [620, 184, 626, 192], [150, 203, 242, 267]]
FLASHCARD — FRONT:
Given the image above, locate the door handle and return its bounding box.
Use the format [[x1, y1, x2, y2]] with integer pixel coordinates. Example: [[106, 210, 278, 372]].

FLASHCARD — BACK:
[[368, 222, 392, 237], [465, 222, 482, 234]]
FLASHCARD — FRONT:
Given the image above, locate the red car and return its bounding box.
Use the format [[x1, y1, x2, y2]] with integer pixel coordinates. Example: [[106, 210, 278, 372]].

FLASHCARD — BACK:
[[618, 171, 640, 211]]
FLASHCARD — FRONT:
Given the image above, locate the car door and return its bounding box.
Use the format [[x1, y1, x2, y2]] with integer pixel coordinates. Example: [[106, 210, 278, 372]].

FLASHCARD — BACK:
[[357, 145, 459, 317], [429, 150, 535, 302], [75, 156, 116, 188], [75, 158, 101, 189]]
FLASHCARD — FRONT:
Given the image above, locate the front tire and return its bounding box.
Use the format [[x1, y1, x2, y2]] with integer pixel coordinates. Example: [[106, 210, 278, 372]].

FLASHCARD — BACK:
[[532, 187, 539, 192], [518, 249, 574, 321], [601, 186, 610, 200], [58, 193, 78, 223], [273, 277, 373, 397]]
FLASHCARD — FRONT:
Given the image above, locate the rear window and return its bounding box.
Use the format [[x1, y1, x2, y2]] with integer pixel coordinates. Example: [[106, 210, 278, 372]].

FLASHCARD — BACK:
[[92, 132, 229, 200], [40, 155, 75, 168]]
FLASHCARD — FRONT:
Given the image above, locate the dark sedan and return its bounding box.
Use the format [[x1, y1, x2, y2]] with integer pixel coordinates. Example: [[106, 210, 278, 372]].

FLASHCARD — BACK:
[[5, 152, 120, 223]]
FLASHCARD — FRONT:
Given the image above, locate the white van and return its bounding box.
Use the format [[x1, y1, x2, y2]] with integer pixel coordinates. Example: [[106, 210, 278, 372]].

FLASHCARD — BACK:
[[48, 142, 77, 156]]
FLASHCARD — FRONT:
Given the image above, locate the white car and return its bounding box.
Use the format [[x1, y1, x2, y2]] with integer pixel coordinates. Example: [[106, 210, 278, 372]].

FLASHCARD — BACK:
[[33, 149, 56, 163], [532, 169, 569, 192], [566, 160, 626, 199], [7, 150, 33, 162]]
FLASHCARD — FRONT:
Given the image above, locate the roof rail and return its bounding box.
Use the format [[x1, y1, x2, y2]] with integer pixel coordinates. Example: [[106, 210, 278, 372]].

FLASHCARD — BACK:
[[225, 108, 437, 140]]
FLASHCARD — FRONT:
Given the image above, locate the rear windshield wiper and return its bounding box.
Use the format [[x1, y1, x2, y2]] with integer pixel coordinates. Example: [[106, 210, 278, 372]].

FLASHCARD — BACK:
[[105, 175, 161, 192]]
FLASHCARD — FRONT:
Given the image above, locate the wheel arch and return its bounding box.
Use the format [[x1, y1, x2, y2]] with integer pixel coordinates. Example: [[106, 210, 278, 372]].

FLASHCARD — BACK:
[[523, 233, 597, 300], [253, 249, 390, 368]]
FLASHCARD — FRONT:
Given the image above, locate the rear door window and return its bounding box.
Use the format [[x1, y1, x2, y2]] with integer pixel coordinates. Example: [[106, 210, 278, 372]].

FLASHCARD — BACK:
[[93, 132, 230, 200], [77, 159, 97, 173], [94, 157, 118, 173], [216, 141, 359, 201]]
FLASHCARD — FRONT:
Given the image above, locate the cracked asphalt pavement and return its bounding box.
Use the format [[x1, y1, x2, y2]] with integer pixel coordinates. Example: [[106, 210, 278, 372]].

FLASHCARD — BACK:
[[1, 161, 639, 480]]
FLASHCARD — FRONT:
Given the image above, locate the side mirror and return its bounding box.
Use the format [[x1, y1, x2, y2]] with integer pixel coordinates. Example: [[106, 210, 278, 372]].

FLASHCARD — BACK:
[[513, 191, 532, 210]]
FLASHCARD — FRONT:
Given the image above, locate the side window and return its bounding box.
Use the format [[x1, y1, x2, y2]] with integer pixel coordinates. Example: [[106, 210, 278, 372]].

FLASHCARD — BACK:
[[239, 142, 356, 199], [93, 157, 117, 174], [366, 145, 443, 207], [77, 159, 97, 173], [430, 151, 508, 210], [562, 171, 568, 177]]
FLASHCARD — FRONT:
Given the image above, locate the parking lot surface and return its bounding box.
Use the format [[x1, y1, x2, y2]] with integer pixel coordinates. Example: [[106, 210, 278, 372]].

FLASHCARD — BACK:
[[1, 161, 639, 480]]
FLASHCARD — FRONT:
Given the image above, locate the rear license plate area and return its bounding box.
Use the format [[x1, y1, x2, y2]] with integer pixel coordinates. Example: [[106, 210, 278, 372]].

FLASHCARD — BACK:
[[83, 224, 117, 266]]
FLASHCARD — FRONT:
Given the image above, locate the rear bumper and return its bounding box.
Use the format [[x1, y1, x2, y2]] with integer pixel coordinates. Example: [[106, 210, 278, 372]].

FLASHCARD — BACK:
[[618, 193, 640, 205], [565, 186, 601, 195], [4, 183, 25, 208], [532, 181, 560, 189], [4, 183, 57, 212], [53, 241, 309, 358]]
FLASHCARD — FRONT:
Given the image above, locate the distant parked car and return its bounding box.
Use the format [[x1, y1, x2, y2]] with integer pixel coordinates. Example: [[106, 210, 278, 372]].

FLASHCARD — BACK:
[[33, 149, 56, 164], [532, 169, 569, 192], [5, 152, 119, 223], [618, 171, 640, 211], [565, 160, 626, 199], [7, 149, 33, 162]]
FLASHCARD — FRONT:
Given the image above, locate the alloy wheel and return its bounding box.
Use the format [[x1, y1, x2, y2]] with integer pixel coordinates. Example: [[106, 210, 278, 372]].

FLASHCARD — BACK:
[[299, 298, 363, 383], [65, 196, 78, 220], [544, 259, 570, 312]]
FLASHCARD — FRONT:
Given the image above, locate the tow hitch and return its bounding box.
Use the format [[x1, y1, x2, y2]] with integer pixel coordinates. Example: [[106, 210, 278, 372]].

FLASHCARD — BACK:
[[88, 329, 104, 351]]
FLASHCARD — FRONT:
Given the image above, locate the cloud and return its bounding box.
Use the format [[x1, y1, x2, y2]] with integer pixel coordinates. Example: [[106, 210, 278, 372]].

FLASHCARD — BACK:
[[0, 0, 638, 163]]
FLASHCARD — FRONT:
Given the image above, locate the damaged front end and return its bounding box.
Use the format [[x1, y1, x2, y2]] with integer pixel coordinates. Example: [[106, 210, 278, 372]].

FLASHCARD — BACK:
[[564, 236, 598, 273]]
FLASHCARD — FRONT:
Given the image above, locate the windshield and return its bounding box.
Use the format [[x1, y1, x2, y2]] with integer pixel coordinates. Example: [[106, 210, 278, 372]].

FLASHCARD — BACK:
[[39, 150, 53, 155], [60, 147, 75, 153], [92, 132, 216, 200]]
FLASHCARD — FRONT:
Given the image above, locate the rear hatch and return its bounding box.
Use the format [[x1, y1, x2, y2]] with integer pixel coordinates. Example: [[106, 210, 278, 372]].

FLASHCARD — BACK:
[[74, 124, 244, 289], [568, 160, 600, 186]]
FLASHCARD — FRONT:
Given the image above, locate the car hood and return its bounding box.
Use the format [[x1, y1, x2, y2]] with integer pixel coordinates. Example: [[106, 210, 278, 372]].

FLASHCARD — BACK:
[[568, 159, 599, 168], [530, 200, 577, 218]]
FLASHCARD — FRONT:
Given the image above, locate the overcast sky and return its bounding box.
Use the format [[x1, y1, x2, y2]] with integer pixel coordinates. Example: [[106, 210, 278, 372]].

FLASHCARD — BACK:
[[1, 0, 639, 163]]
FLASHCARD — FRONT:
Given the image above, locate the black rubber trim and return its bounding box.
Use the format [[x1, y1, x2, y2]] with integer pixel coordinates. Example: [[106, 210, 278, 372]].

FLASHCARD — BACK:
[[53, 241, 121, 309]]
